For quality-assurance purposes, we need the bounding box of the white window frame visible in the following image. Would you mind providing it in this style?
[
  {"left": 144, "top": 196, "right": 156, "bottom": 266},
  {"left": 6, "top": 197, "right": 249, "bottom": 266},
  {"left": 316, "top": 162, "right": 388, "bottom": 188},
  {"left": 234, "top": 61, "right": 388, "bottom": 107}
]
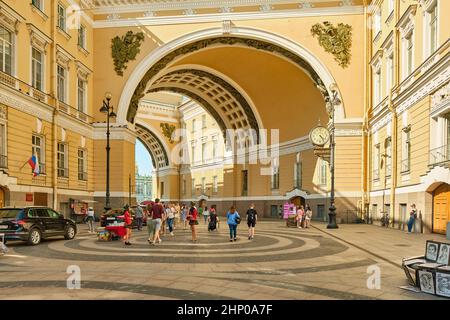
[
  {"left": 77, "top": 148, "right": 87, "bottom": 181},
  {"left": 32, "top": 0, "right": 44, "bottom": 11},
  {"left": 0, "top": 25, "right": 14, "bottom": 76},
  {"left": 0, "top": 119, "right": 7, "bottom": 168},
  {"left": 77, "top": 78, "right": 87, "bottom": 113},
  {"left": 213, "top": 175, "right": 218, "bottom": 193},
  {"left": 386, "top": 52, "right": 394, "bottom": 97},
  {"left": 57, "top": 142, "right": 68, "bottom": 178},
  {"left": 191, "top": 178, "right": 195, "bottom": 194},
  {"left": 57, "top": 3, "right": 66, "bottom": 32},
  {"left": 319, "top": 159, "right": 327, "bottom": 185},
  {"left": 78, "top": 24, "right": 86, "bottom": 49},
  {"left": 373, "top": 9, "right": 381, "bottom": 40},
  {"left": 32, "top": 134, "right": 45, "bottom": 174},
  {"left": 387, "top": 0, "right": 394, "bottom": 15},
  {"left": 423, "top": 1, "right": 439, "bottom": 58},
  {"left": 202, "top": 141, "right": 206, "bottom": 162},
  {"left": 31, "top": 47, "right": 44, "bottom": 91},
  {"left": 271, "top": 164, "right": 280, "bottom": 190},
  {"left": 373, "top": 144, "right": 380, "bottom": 180},
  {"left": 201, "top": 177, "right": 206, "bottom": 193},
  {"left": 57, "top": 64, "right": 67, "bottom": 103}
]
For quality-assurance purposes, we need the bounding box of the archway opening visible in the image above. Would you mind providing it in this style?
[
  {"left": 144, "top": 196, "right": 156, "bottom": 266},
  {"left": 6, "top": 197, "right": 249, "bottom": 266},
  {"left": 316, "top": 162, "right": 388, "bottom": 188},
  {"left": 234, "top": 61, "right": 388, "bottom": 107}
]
[{"left": 135, "top": 139, "right": 154, "bottom": 204}]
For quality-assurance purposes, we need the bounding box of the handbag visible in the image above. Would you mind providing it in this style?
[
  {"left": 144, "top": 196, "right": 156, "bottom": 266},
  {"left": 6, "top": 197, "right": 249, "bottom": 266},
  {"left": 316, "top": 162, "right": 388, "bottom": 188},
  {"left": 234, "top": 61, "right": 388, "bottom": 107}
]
[{"left": 235, "top": 215, "right": 241, "bottom": 225}]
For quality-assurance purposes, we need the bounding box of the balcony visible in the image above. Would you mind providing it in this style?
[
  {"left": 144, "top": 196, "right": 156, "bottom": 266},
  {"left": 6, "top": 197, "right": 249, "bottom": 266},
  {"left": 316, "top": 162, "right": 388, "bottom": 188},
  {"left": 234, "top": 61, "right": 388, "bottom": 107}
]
[
  {"left": 0, "top": 70, "right": 93, "bottom": 124},
  {"left": 430, "top": 145, "right": 450, "bottom": 167},
  {"left": 0, "top": 155, "right": 7, "bottom": 169}
]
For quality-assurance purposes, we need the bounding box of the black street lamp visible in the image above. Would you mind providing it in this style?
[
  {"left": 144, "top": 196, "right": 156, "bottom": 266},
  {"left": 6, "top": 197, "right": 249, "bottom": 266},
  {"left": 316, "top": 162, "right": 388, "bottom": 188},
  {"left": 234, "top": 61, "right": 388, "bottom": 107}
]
[
  {"left": 326, "top": 84, "right": 340, "bottom": 229},
  {"left": 100, "top": 92, "right": 117, "bottom": 211}
]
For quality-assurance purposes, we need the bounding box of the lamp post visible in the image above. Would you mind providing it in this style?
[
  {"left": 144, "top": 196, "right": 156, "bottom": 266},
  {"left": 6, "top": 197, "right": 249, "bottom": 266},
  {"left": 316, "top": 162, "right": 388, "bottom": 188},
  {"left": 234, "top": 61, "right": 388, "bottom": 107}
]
[
  {"left": 326, "top": 84, "right": 340, "bottom": 229},
  {"left": 100, "top": 92, "right": 117, "bottom": 211}
]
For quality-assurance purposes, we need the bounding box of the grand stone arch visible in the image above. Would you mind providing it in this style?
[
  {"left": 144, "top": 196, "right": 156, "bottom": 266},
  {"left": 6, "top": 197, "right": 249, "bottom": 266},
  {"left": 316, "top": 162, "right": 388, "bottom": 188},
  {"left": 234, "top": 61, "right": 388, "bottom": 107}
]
[
  {"left": 117, "top": 26, "right": 345, "bottom": 126},
  {"left": 134, "top": 122, "right": 170, "bottom": 170}
]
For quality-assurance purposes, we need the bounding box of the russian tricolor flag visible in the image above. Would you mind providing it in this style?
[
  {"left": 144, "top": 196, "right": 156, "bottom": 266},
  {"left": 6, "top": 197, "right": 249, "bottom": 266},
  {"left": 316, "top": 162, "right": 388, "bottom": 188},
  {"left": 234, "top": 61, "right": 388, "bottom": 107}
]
[{"left": 28, "top": 155, "right": 40, "bottom": 177}]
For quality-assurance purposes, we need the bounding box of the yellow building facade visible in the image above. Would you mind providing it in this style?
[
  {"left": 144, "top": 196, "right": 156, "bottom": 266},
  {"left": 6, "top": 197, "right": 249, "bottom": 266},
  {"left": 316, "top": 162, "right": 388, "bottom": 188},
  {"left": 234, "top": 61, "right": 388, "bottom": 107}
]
[{"left": 0, "top": 1, "right": 447, "bottom": 233}]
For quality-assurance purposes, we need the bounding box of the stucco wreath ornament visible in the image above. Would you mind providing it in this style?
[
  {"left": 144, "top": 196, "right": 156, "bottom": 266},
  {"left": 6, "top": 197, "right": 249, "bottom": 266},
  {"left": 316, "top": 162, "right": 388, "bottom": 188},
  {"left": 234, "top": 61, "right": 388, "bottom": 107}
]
[
  {"left": 111, "top": 31, "right": 145, "bottom": 76},
  {"left": 160, "top": 123, "right": 176, "bottom": 144},
  {"left": 311, "top": 21, "right": 352, "bottom": 68}
]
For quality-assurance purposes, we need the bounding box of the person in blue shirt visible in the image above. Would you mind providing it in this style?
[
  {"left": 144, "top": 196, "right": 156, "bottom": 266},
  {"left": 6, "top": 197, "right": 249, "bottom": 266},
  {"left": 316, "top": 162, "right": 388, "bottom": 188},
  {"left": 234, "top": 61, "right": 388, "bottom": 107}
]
[{"left": 226, "top": 206, "right": 240, "bottom": 242}]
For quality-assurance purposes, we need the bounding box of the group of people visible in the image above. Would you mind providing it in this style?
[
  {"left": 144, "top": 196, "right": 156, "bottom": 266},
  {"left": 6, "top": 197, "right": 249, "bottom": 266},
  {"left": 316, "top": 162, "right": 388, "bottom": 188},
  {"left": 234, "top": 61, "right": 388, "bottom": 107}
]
[
  {"left": 295, "top": 205, "right": 313, "bottom": 229},
  {"left": 119, "top": 200, "right": 259, "bottom": 245}
]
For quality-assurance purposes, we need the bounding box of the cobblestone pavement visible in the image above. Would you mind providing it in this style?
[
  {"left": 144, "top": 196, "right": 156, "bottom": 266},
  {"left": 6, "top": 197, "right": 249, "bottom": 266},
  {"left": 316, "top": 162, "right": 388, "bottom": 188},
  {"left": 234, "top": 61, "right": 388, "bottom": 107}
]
[{"left": 0, "top": 220, "right": 448, "bottom": 300}]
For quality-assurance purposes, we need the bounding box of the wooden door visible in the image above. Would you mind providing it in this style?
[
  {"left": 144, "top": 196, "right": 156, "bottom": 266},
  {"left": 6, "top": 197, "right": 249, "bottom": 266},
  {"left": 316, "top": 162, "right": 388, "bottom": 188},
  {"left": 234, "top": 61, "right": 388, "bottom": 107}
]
[
  {"left": 34, "top": 192, "right": 48, "bottom": 206},
  {"left": 433, "top": 184, "right": 450, "bottom": 234}
]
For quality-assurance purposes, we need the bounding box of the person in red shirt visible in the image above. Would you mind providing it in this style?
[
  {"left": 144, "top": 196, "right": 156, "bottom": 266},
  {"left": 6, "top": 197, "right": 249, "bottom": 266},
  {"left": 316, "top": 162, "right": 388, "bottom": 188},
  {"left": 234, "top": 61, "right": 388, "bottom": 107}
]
[
  {"left": 123, "top": 204, "right": 132, "bottom": 246},
  {"left": 187, "top": 201, "right": 199, "bottom": 242},
  {"left": 149, "top": 198, "right": 165, "bottom": 245}
]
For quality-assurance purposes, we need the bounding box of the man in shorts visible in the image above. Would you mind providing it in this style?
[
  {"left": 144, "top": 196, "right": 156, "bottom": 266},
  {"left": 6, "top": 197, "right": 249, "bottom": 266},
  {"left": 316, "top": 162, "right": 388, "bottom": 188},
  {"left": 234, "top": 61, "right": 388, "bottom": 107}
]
[
  {"left": 150, "top": 198, "right": 165, "bottom": 245},
  {"left": 246, "top": 204, "right": 258, "bottom": 240}
]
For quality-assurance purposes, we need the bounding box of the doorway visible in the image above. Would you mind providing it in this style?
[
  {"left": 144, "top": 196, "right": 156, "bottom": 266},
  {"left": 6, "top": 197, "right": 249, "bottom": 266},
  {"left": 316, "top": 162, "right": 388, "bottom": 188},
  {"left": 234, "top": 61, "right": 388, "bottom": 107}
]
[{"left": 433, "top": 183, "right": 450, "bottom": 234}]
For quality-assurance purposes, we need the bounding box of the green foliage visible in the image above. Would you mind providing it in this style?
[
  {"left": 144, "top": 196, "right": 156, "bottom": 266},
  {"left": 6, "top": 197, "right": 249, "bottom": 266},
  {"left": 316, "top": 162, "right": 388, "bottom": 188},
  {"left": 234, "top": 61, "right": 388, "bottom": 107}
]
[
  {"left": 311, "top": 21, "right": 353, "bottom": 68},
  {"left": 111, "top": 31, "right": 145, "bottom": 76}
]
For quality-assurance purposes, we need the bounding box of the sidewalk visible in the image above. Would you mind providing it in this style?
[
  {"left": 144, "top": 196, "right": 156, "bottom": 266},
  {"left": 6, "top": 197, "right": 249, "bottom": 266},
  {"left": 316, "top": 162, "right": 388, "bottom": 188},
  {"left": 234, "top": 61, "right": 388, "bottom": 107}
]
[{"left": 312, "top": 222, "right": 449, "bottom": 268}]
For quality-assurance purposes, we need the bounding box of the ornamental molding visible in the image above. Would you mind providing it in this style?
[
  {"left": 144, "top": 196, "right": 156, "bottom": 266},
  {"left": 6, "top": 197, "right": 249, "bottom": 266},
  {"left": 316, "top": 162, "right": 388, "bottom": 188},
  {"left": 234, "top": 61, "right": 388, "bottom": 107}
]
[
  {"left": 0, "top": 171, "right": 17, "bottom": 188},
  {"left": 381, "top": 31, "right": 394, "bottom": 56},
  {"left": 111, "top": 31, "right": 145, "bottom": 76},
  {"left": 92, "top": 124, "right": 136, "bottom": 144},
  {"left": 0, "top": 1, "right": 25, "bottom": 33},
  {"left": 26, "top": 23, "right": 52, "bottom": 52},
  {"left": 286, "top": 188, "right": 308, "bottom": 200},
  {"left": 0, "top": 89, "right": 53, "bottom": 122},
  {"left": 75, "top": 60, "right": 92, "bottom": 81},
  {"left": 370, "top": 49, "right": 383, "bottom": 69},
  {"left": 371, "top": 113, "right": 392, "bottom": 134},
  {"left": 0, "top": 104, "right": 7, "bottom": 120},
  {"left": 56, "top": 45, "right": 75, "bottom": 69},
  {"left": 430, "top": 81, "right": 450, "bottom": 118},
  {"left": 418, "top": 0, "right": 437, "bottom": 12},
  {"left": 395, "top": 5, "right": 417, "bottom": 38}
]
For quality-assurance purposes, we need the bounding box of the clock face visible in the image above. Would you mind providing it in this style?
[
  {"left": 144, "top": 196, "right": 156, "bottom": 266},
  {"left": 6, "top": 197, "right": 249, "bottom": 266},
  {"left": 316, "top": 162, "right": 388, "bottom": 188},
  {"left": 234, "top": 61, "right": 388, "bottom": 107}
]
[{"left": 309, "top": 126, "right": 330, "bottom": 146}]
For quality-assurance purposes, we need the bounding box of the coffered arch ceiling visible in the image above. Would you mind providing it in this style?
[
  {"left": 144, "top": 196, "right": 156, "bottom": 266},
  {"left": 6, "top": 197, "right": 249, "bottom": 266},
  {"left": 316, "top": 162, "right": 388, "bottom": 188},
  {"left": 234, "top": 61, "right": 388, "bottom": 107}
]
[
  {"left": 128, "top": 36, "right": 330, "bottom": 142},
  {"left": 135, "top": 123, "right": 170, "bottom": 170}
]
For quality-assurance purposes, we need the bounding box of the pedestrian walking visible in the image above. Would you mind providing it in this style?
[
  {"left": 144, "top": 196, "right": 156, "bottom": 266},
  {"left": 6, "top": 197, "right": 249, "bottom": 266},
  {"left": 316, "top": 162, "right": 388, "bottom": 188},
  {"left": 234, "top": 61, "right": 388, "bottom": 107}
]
[
  {"left": 208, "top": 208, "right": 219, "bottom": 232},
  {"left": 187, "top": 201, "right": 199, "bottom": 242},
  {"left": 202, "top": 205, "right": 210, "bottom": 224},
  {"left": 181, "top": 204, "right": 188, "bottom": 230},
  {"left": 296, "top": 205, "right": 304, "bottom": 229},
  {"left": 407, "top": 204, "right": 417, "bottom": 233},
  {"left": 174, "top": 203, "right": 181, "bottom": 228},
  {"left": 86, "top": 207, "right": 95, "bottom": 233},
  {"left": 246, "top": 204, "right": 258, "bottom": 240},
  {"left": 145, "top": 206, "right": 156, "bottom": 244},
  {"left": 149, "top": 199, "right": 164, "bottom": 245},
  {"left": 226, "top": 206, "right": 240, "bottom": 242},
  {"left": 135, "top": 204, "right": 144, "bottom": 231},
  {"left": 166, "top": 204, "right": 175, "bottom": 236},
  {"left": 305, "top": 205, "right": 312, "bottom": 228},
  {"left": 160, "top": 202, "right": 167, "bottom": 236},
  {"left": 123, "top": 205, "right": 132, "bottom": 246}
]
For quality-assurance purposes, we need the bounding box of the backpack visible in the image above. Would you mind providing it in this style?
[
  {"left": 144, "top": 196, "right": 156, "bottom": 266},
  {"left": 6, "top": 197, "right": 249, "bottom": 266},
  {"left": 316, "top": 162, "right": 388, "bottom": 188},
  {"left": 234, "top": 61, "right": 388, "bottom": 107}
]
[{"left": 247, "top": 209, "right": 256, "bottom": 221}]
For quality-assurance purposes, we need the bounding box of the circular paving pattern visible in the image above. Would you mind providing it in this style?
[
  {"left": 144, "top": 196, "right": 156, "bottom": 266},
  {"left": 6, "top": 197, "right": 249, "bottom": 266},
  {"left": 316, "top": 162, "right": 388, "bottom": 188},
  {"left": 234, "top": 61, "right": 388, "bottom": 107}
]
[{"left": 12, "top": 227, "right": 349, "bottom": 264}]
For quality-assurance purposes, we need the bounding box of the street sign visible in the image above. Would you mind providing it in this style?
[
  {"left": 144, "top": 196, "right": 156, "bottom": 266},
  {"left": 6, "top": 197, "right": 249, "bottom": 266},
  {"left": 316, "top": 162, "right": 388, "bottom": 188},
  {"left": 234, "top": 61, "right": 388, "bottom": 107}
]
[{"left": 314, "top": 147, "right": 331, "bottom": 162}]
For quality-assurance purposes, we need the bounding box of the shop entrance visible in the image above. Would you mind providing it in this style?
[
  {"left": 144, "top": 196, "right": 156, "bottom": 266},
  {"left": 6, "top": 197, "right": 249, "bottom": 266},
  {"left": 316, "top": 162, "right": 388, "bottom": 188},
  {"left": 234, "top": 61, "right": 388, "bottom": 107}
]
[
  {"left": 290, "top": 196, "right": 305, "bottom": 208},
  {"left": 433, "top": 183, "right": 450, "bottom": 234}
]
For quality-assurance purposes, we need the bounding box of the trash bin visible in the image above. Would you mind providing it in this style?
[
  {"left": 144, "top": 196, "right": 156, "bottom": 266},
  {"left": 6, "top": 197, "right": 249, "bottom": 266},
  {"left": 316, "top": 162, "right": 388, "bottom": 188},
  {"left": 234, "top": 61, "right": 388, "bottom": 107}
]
[{"left": 447, "top": 222, "right": 450, "bottom": 240}]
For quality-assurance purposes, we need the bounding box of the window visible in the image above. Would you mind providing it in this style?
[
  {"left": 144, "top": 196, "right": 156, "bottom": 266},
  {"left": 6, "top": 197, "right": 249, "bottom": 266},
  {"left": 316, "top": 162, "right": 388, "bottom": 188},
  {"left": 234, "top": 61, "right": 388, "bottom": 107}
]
[
  {"left": 386, "top": 54, "right": 394, "bottom": 96},
  {"left": 373, "top": 10, "right": 381, "bottom": 38},
  {"left": 57, "top": 4, "right": 66, "bottom": 31},
  {"left": 374, "top": 144, "right": 380, "bottom": 180},
  {"left": 31, "top": 48, "right": 43, "bottom": 91},
  {"left": 201, "top": 177, "right": 206, "bottom": 193},
  {"left": 191, "top": 143, "right": 195, "bottom": 163},
  {"left": 212, "top": 138, "right": 218, "bottom": 159},
  {"left": 271, "top": 165, "right": 279, "bottom": 190},
  {"left": 202, "top": 114, "right": 206, "bottom": 128},
  {"left": 319, "top": 159, "right": 327, "bottom": 185},
  {"left": 192, "top": 178, "right": 195, "bottom": 194},
  {"left": 294, "top": 159, "right": 302, "bottom": 189},
  {"left": 388, "top": 0, "right": 394, "bottom": 14},
  {"left": 0, "top": 123, "right": 6, "bottom": 168},
  {"left": 0, "top": 26, "right": 13, "bottom": 75},
  {"left": 405, "top": 34, "right": 414, "bottom": 78},
  {"left": 213, "top": 176, "right": 218, "bottom": 193},
  {"left": 385, "top": 138, "right": 392, "bottom": 177},
  {"left": 202, "top": 142, "right": 206, "bottom": 162},
  {"left": 32, "top": 135, "right": 45, "bottom": 174},
  {"left": 77, "top": 78, "right": 86, "bottom": 113},
  {"left": 57, "top": 65, "right": 66, "bottom": 102},
  {"left": 78, "top": 149, "right": 87, "bottom": 181},
  {"left": 401, "top": 127, "right": 411, "bottom": 172},
  {"left": 182, "top": 178, "right": 186, "bottom": 195},
  {"left": 428, "top": 3, "right": 438, "bottom": 55},
  {"left": 160, "top": 182, "right": 164, "bottom": 197},
  {"left": 32, "top": 0, "right": 43, "bottom": 11},
  {"left": 242, "top": 170, "right": 248, "bottom": 196},
  {"left": 373, "top": 67, "right": 382, "bottom": 106},
  {"left": 57, "top": 143, "right": 68, "bottom": 177},
  {"left": 191, "top": 119, "right": 196, "bottom": 133},
  {"left": 78, "top": 25, "right": 86, "bottom": 49}
]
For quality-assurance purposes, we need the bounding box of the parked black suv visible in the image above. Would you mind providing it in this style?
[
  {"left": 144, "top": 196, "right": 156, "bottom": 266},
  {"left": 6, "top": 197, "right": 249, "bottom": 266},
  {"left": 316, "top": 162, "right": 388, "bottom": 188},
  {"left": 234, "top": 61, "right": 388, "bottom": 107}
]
[{"left": 0, "top": 207, "right": 77, "bottom": 245}]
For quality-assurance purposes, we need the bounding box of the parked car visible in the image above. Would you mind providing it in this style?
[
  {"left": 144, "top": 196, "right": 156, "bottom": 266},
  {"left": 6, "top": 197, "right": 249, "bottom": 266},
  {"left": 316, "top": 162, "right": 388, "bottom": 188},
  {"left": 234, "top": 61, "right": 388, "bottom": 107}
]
[
  {"left": 100, "top": 207, "right": 147, "bottom": 228},
  {"left": 0, "top": 207, "right": 77, "bottom": 245}
]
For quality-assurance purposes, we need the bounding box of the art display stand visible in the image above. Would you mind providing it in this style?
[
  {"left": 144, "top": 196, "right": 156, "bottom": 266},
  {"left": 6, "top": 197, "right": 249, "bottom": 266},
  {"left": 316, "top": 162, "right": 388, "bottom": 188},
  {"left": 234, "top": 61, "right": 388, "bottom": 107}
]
[{"left": 402, "top": 240, "right": 450, "bottom": 299}]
